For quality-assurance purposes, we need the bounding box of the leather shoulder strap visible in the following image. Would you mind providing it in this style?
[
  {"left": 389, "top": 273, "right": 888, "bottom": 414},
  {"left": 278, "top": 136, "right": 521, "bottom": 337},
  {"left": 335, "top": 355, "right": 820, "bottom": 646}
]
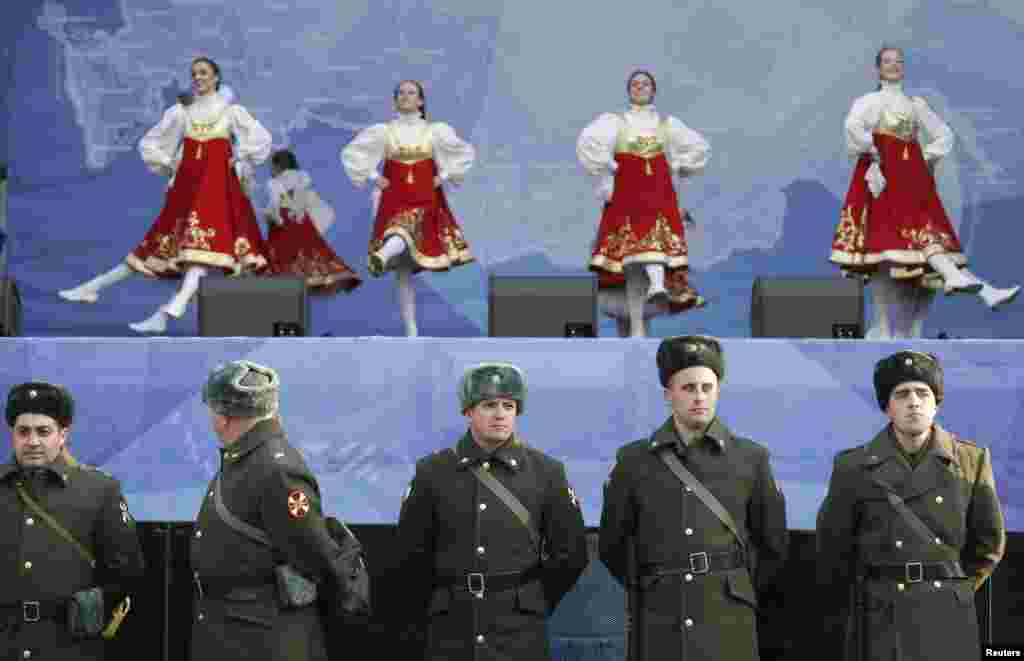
[
  {"left": 16, "top": 482, "right": 96, "bottom": 567},
  {"left": 467, "top": 465, "right": 542, "bottom": 555},
  {"left": 657, "top": 447, "right": 746, "bottom": 552},
  {"left": 870, "top": 476, "right": 943, "bottom": 545},
  {"left": 214, "top": 473, "right": 271, "bottom": 547}
]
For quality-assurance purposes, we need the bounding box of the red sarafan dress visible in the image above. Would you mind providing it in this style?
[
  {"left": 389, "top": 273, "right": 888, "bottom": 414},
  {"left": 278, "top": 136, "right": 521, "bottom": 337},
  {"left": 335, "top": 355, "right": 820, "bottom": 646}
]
[
  {"left": 128, "top": 92, "right": 270, "bottom": 277},
  {"left": 341, "top": 113, "right": 474, "bottom": 272},
  {"left": 577, "top": 106, "right": 710, "bottom": 312},
  {"left": 831, "top": 81, "right": 962, "bottom": 289},
  {"left": 264, "top": 169, "right": 362, "bottom": 293}
]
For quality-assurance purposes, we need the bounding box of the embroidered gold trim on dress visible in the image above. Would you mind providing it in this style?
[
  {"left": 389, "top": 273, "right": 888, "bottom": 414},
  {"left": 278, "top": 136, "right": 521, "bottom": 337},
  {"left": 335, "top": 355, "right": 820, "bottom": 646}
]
[{"left": 368, "top": 207, "right": 474, "bottom": 271}]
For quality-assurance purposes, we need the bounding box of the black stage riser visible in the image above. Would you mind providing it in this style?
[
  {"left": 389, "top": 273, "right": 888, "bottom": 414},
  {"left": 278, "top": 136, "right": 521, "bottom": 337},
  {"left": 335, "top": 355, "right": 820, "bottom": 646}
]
[{"left": 109, "top": 525, "right": 1014, "bottom": 661}]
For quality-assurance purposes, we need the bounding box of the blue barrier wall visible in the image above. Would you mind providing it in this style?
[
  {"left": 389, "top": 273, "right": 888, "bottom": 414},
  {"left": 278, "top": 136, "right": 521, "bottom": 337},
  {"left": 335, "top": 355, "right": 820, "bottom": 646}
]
[{"left": 1, "top": 337, "right": 1020, "bottom": 532}]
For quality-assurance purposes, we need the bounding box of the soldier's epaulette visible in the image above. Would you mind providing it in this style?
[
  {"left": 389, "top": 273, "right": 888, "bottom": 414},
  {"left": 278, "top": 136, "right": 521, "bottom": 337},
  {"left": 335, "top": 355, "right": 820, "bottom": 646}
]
[
  {"left": 417, "top": 449, "right": 452, "bottom": 469},
  {"left": 77, "top": 464, "right": 114, "bottom": 479},
  {"left": 952, "top": 435, "right": 978, "bottom": 448},
  {"left": 832, "top": 446, "right": 864, "bottom": 465}
]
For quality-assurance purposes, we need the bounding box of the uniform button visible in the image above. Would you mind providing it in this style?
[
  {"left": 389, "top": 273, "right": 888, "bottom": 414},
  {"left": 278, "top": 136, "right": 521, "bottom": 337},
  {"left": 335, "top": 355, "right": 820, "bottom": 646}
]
[
  {"left": 934, "top": 537, "right": 942, "bottom": 545},
  {"left": 23, "top": 651, "right": 31, "bottom": 659},
  {"left": 684, "top": 528, "right": 693, "bottom": 536},
  {"left": 476, "top": 634, "right": 485, "bottom": 644},
  {"left": 684, "top": 573, "right": 693, "bottom": 582},
  {"left": 198, "top": 613, "right": 205, "bottom": 621},
  {"left": 684, "top": 618, "right": 694, "bottom": 628},
  {"left": 895, "top": 540, "right": 903, "bottom": 549},
  {"left": 208, "top": 491, "right": 214, "bottom": 498},
  {"left": 935, "top": 496, "right": 943, "bottom": 504},
  {"left": 509, "top": 459, "right": 518, "bottom": 467},
  {"left": 933, "top": 581, "right": 942, "bottom": 588},
  {"left": 195, "top": 530, "right": 203, "bottom": 538},
  {"left": 478, "top": 503, "right": 487, "bottom": 511},
  {"left": 194, "top": 571, "right": 200, "bottom": 578},
  {"left": 24, "top": 561, "right": 32, "bottom": 570},
  {"left": 482, "top": 462, "right": 490, "bottom": 470},
  {"left": 25, "top": 517, "right": 34, "bottom": 526},
  {"left": 684, "top": 486, "right": 693, "bottom": 493},
  {"left": 476, "top": 546, "right": 485, "bottom": 556},
  {"left": 896, "top": 583, "right": 905, "bottom": 592}
]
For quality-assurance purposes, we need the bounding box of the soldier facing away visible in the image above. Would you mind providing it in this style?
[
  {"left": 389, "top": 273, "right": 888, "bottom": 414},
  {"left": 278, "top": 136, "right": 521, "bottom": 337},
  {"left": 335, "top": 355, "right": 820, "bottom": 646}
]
[
  {"left": 599, "top": 335, "right": 788, "bottom": 661},
  {"left": 190, "top": 360, "right": 369, "bottom": 661},
  {"left": 816, "top": 350, "right": 1006, "bottom": 660},
  {"left": 1, "top": 381, "right": 145, "bottom": 661},
  {"left": 395, "top": 362, "right": 589, "bottom": 661}
]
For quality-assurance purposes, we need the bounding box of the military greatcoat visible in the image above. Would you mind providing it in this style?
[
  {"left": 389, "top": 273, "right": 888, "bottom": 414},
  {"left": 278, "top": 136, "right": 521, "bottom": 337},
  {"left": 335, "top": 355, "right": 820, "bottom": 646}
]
[
  {"left": 599, "top": 417, "right": 788, "bottom": 661},
  {"left": 190, "top": 418, "right": 360, "bottom": 661},
  {"left": 816, "top": 424, "right": 1006, "bottom": 660},
  {"left": 0, "top": 455, "right": 145, "bottom": 661},
  {"left": 395, "top": 431, "right": 588, "bottom": 661}
]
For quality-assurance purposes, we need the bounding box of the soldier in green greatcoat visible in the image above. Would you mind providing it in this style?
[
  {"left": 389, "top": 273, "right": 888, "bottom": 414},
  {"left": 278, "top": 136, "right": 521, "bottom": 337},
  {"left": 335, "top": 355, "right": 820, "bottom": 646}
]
[
  {"left": 600, "top": 336, "right": 789, "bottom": 661},
  {"left": 816, "top": 350, "right": 1006, "bottom": 660},
  {"left": 1, "top": 382, "right": 145, "bottom": 661}
]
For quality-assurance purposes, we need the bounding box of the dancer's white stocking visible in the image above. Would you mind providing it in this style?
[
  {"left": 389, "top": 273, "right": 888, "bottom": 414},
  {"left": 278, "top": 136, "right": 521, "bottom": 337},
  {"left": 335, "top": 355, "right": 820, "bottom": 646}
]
[
  {"left": 397, "top": 266, "right": 418, "bottom": 337},
  {"left": 908, "top": 286, "right": 936, "bottom": 339},
  {"left": 644, "top": 263, "right": 667, "bottom": 300},
  {"left": 59, "top": 264, "right": 133, "bottom": 303},
  {"left": 927, "top": 254, "right": 980, "bottom": 294},
  {"left": 164, "top": 266, "right": 207, "bottom": 318},
  {"left": 625, "top": 267, "right": 648, "bottom": 337},
  {"left": 379, "top": 235, "right": 408, "bottom": 264}
]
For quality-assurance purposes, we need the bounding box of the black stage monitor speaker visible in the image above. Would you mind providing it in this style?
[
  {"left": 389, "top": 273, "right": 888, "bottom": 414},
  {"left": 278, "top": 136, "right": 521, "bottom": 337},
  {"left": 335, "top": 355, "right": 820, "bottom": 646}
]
[
  {"left": 489, "top": 273, "right": 597, "bottom": 337},
  {"left": 751, "top": 276, "right": 864, "bottom": 338},
  {"left": 198, "top": 276, "right": 308, "bottom": 337},
  {"left": 0, "top": 277, "right": 21, "bottom": 337}
]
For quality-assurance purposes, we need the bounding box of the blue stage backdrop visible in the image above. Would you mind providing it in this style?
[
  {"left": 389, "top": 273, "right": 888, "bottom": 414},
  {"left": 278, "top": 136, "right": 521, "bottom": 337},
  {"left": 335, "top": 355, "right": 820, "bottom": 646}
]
[
  {"left": 1, "top": 337, "right": 1020, "bottom": 533},
  {"left": 3, "top": 0, "right": 1024, "bottom": 338}
]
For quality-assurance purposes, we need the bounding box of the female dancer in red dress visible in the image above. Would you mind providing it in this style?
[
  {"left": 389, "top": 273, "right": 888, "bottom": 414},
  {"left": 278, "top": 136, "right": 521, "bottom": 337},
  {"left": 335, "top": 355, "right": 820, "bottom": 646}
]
[
  {"left": 58, "top": 57, "right": 271, "bottom": 334},
  {"left": 830, "top": 47, "right": 1018, "bottom": 338},
  {"left": 341, "top": 80, "right": 474, "bottom": 337},
  {"left": 264, "top": 149, "right": 361, "bottom": 293},
  {"left": 577, "top": 70, "right": 710, "bottom": 337}
]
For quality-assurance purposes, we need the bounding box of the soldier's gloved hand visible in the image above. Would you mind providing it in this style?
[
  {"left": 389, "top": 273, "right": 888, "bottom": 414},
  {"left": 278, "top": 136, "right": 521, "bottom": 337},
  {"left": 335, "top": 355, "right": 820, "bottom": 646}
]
[{"left": 67, "top": 587, "right": 105, "bottom": 638}]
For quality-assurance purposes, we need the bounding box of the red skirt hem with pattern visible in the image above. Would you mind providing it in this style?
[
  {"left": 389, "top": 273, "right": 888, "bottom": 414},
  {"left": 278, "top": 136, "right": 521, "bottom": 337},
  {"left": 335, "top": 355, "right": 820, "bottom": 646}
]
[
  {"left": 830, "top": 132, "right": 965, "bottom": 289},
  {"left": 267, "top": 210, "right": 362, "bottom": 294},
  {"left": 370, "top": 158, "right": 473, "bottom": 273},
  {"left": 126, "top": 137, "right": 269, "bottom": 278},
  {"left": 591, "top": 152, "right": 703, "bottom": 312}
]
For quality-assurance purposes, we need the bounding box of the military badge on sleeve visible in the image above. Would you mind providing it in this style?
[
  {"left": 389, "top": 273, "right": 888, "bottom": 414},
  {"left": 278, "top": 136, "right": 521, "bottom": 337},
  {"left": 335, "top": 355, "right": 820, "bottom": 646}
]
[{"left": 287, "top": 490, "right": 311, "bottom": 519}]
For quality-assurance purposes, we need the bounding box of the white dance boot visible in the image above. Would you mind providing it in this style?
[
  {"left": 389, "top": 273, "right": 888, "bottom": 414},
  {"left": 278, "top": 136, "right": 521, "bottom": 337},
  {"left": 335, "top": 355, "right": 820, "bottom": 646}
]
[
  {"left": 958, "top": 269, "right": 1021, "bottom": 310},
  {"left": 927, "top": 254, "right": 983, "bottom": 295},
  {"left": 59, "top": 264, "right": 133, "bottom": 303},
  {"left": 128, "top": 310, "right": 168, "bottom": 335}
]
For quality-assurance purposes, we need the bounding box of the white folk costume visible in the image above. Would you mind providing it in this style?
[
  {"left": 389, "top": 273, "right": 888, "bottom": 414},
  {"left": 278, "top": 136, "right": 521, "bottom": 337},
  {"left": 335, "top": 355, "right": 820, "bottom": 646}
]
[
  {"left": 341, "top": 110, "right": 475, "bottom": 336},
  {"left": 58, "top": 86, "right": 274, "bottom": 334},
  {"left": 831, "top": 80, "right": 1018, "bottom": 338},
  {"left": 264, "top": 169, "right": 361, "bottom": 293},
  {"left": 578, "top": 104, "right": 709, "bottom": 336}
]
